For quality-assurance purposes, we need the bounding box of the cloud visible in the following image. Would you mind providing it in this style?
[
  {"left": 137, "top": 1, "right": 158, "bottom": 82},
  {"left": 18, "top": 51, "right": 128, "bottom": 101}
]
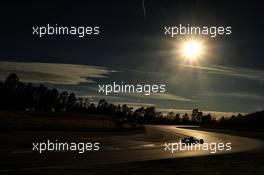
[
  {"left": 117, "top": 63, "right": 264, "bottom": 81},
  {"left": 112, "top": 102, "right": 155, "bottom": 108},
  {"left": 148, "top": 92, "right": 193, "bottom": 102},
  {"left": 79, "top": 94, "right": 126, "bottom": 101},
  {"left": 0, "top": 61, "right": 116, "bottom": 85},
  {"left": 122, "top": 92, "right": 193, "bottom": 102},
  {"left": 157, "top": 107, "right": 246, "bottom": 119},
  {"left": 80, "top": 92, "right": 193, "bottom": 104},
  {"left": 177, "top": 64, "right": 264, "bottom": 81},
  {"left": 202, "top": 91, "right": 263, "bottom": 100}
]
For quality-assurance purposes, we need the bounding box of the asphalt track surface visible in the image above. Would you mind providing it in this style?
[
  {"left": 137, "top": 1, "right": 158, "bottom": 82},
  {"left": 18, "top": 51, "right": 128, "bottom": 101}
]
[{"left": 0, "top": 125, "right": 263, "bottom": 171}]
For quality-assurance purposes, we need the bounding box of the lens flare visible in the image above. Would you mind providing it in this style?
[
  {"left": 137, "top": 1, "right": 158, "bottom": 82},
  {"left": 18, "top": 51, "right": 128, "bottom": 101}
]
[
  {"left": 176, "top": 38, "right": 207, "bottom": 64},
  {"left": 182, "top": 41, "right": 202, "bottom": 59}
]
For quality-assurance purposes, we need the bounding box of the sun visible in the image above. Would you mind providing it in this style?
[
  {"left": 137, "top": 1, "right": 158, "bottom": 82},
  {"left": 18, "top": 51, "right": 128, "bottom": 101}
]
[
  {"left": 178, "top": 39, "right": 206, "bottom": 63},
  {"left": 183, "top": 41, "right": 202, "bottom": 58}
]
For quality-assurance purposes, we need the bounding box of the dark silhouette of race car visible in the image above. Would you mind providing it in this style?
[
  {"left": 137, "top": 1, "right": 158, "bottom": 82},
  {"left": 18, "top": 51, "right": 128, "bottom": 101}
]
[{"left": 181, "top": 137, "right": 204, "bottom": 145}]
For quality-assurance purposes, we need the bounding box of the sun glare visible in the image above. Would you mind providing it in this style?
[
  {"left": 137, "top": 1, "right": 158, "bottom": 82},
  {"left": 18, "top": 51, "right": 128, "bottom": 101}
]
[
  {"left": 178, "top": 39, "right": 206, "bottom": 63},
  {"left": 183, "top": 41, "right": 202, "bottom": 58}
]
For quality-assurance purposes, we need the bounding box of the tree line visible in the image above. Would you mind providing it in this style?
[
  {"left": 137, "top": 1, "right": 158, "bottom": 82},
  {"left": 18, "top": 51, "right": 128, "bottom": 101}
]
[{"left": 1, "top": 73, "right": 260, "bottom": 127}]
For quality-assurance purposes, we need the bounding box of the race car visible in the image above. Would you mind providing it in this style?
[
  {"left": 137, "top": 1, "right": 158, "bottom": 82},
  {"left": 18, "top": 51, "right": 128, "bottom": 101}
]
[{"left": 181, "top": 137, "right": 204, "bottom": 145}]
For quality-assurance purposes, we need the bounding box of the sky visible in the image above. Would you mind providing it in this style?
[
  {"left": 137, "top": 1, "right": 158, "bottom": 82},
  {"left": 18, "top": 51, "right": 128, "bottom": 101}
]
[{"left": 0, "top": 0, "right": 264, "bottom": 116}]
